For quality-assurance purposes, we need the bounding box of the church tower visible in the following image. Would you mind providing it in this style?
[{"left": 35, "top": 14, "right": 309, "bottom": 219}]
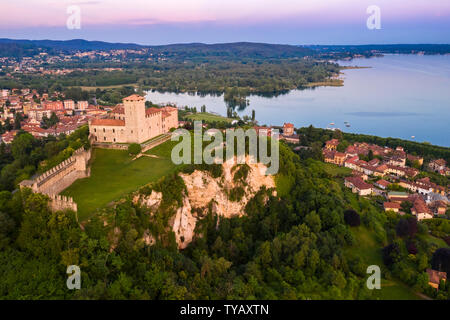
[{"left": 123, "top": 94, "right": 146, "bottom": 143}]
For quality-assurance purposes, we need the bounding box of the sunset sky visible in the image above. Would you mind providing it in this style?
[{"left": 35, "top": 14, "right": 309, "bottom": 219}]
[{"left": 1, "top": 0, "right": 449, "bottom": 44}]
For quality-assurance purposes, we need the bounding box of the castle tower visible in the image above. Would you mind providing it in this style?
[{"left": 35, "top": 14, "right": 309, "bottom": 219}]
[{"left": 123, "top": 94, "right": 146, "bottom": 143}]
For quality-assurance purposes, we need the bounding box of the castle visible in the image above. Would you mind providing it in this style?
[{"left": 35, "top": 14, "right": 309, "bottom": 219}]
[{"left": 89, "top": 94, "right": 178, "bottom": 144}]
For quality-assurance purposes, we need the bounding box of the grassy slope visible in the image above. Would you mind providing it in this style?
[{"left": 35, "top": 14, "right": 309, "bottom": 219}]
[
  {"left": 62, "top": 146, "right": 177, "bottom": 221},
  {"left": 185, "top": 112, "right": 232, "bottom": 123},
  {"left": 345, "top": 226, "right": 421, "bottom": 300}
]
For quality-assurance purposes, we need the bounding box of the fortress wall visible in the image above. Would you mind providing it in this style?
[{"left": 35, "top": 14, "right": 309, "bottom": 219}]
[
  {"left": 48, "top": 194, "right": 77, "bottom": 213},
  {"left": 27, "top": 147, "right": 92, "bottom": 212}
]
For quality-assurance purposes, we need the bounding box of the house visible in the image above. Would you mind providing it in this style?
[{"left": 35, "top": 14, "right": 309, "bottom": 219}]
[
  {"left": 428, "top": 159, "right": 446, "bottom": 173},
  {"left": 383, "top": 202, "right": 401, "bottom": 213},
  {"left": 63, "top": 100, "right": 75, "bottom": 110},
  {"left": 344, "top": 176, "right": 373, "bottom": 196},
  {"left": 410, "top": 195, "right": 433, "bottom": 220},
  {"left": 325, "top": 139, "right": 339, "bottom": 151},
  {"left": 426, "top": 269, "right": 447, "bottom": 290},
  {"left": 253, "top": 126, "right": 272, "bottom": 136},
  {"left": 282, "top": 123, "right": 294, "bottom": 136},
  {"left": 77, "top": 101, "right": 88, "bottom": 111},
  {"left": 323, "top": 149, "right": 346, "bottom": 166},
  {"left": 1, "top": 130, "right": 18, "bottom": 144},
  {"left": 352, "top": 170, "right": 368, "bottom": 181},
  {"left": 375, "top": 179, "right": 390, "bottom": 190},
  {"left": 407, "top": 154, "right": 424, "bottom": 166},
  {"left": 429, "top": 201, "right": 447, "bottom": 216}
]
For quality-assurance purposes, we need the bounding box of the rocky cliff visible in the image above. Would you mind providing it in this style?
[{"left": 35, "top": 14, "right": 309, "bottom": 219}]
[{"left": 134, "top": 158, "right": 276, "bottom": 249}]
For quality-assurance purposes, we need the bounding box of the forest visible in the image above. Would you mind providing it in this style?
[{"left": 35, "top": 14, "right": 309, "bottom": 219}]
[{"left": 0, "top": 129, "right": 448, "bottom": 300}]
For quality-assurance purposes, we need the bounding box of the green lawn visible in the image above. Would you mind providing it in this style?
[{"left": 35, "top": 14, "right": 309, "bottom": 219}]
[
  {"left": 321, "top": 163, "right": 352, "bottom": 177},
  {"left": 417, "top": 234, "right": 449, "bottom": 248},
  {"left": 346, "top": 226, "right": 423, "bottom": 300},
  {"left": 185, "top": 112, "right": 233, "bottom": 123},
  {"left": 62, "top": 146, "right": 178, "bottom": 221}
]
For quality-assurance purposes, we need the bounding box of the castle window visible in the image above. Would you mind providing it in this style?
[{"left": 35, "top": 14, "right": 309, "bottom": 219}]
[
  {"left": 103, "top": 128, "right": 105, "bottom": 133},
  {"left": 94, "top": 128, "right": 96, "bottom": 132},
  {"left": 104, "top": 137, "right": 106, "bottom": 141},
  {"left": 113, "top": 138, "right": 116, "bottom": 142},
  {"left": 113, "top": 129, "right": 115, "bottom": 133}
]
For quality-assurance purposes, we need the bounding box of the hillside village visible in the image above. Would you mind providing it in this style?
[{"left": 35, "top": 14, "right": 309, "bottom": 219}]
[{"left": 322, "top": 139, "right": 449, "bottom": 220}]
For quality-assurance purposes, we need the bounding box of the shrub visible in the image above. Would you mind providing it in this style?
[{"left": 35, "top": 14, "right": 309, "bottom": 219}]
[{"left": 128, "top": 143, "right": 142, "bottom": 155}]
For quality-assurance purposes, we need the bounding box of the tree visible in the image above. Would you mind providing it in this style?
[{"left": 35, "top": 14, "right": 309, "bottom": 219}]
[
  {"left": 368, "top": 150, "right": 374, "bottom": 161},
  {"left": 400, "top": 201, "right": 413, "bottom": 214},
  {"left": 128, "top": 143, "right": 141, "bottom": 156},
  {"left": 431, "top": 248, "right": 450, "bottom": 276},
  {"left": 396, "top": 217, "right": 417, "bottom": 238},
  {"left": 251, "top": 109, "right": 255, "bottom": 121},
  {"left": 344, "top": 209, "right": 361, "bottom": 227}
]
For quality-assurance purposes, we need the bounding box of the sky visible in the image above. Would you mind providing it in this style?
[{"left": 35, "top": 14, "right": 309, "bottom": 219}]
[{"left": 1, "top": 0, "right": 449, "bottom": 45}]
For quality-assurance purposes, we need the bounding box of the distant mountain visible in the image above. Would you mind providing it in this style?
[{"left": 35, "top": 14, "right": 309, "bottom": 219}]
[
  {"left": 149, "top": 42, "right": 313, "bottom": 59},
  {"left": 0, "top": 38, "right": 144, "bottom": 51},
  {"left": 0, "top": 38, "right": 313, "bottom": 59}
]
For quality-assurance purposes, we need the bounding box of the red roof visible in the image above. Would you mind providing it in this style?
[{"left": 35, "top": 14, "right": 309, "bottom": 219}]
[
  {"left": 90, "top": 119, "right": 125, "bottom": 126},
  {"left": 284, "top": 123, "right": 294, "bottom": 128},
  {"left": 146, "top": 107, "right": 162, "bottom": 116},
  {"left": 426, "top": 269, "right": 447, "bottom": 285},
  {"left": 376, "top": 179, "right": 390, "bottom": 188},
  {"left": 326, "top": 139, "right": 339, "bottom": 146},
  {"left": 123, "top": 94, "right": 145, "bottom": 102},
  {"left": 345, "top": 176, "right": 372, "bottom": 190},
  {"left": 384, "top": 202, "right": 401, "bottom": 210}
]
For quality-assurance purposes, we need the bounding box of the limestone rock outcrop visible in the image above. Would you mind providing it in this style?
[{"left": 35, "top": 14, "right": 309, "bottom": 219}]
[{"left": 136, "top": 158, "right": 276, "bottom": 249}]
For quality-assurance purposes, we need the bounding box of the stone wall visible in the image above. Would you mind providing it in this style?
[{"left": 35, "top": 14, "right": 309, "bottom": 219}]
[
  {"left": 33, "top": 147, "right": 91, "bottom": 195},
  {"left": 48, "top": 194, "right": 78, "bottom": 212},
  {"left": 20, "top": 147, "right": 91, "bottom": 213}
]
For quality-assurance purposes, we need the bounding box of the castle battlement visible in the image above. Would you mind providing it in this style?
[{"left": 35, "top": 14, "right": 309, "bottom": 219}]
[{"left": 19, "top": 146, "right": 91, "bottom": 213}]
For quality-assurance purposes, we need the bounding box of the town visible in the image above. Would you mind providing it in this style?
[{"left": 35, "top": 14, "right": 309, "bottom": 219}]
[{"left": 322, "top": 138, "right": 449, "bottom": 220}]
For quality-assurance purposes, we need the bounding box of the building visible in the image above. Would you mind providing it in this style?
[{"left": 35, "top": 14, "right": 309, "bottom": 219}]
[
  {"left": 325, "top": 139, "right": 339, "bottom": 151},
  {"left": 282, "top": 123, "right": 294, "bottom": 136},
  {"left": 428, "top": 159, "right": 446, "bottom": 173},
  {"left": 375, "top": 179, "right": 390, "bottom": 190},
  {"left": 407, "top": 154, "right": 423, "bottom": 166},
  {"left": 89, "top": 94, "right": 178, "bottom": 144},
  {"left": 426, "top": 269, "right": 447, "bottom": 290},
  {"left": 429, "top": 201, "right": 447, "bottom": 216},
  {"left": 383, "top": 202, "right": 401, "bottom": 213},
  {"left": 344, "top": 176, "right": 373, "bottom": 196},
  {"left": 323, "top": 149, "right": 346, "bottom": 166},
  {"left": 410, "top": 195, "right": 433, "bottom": 220},
  {"left": 77, "top": 101, "right": 88, "bottom": 110},
  {"left": 64, "top": 100, "right": 75, "bottom": 110},
  {"left": 42, "top": 100, "right": 64, "bottom": 111}
]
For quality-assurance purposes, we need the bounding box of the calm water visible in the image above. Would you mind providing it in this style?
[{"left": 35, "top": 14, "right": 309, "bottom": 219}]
[{"left": 145, "top": 54, "right": 450, "bottom": 147}]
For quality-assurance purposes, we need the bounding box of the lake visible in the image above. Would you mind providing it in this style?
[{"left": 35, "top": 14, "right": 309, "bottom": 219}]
[{"left": 145, "top": 54, "right": 450, "bottom": 147}]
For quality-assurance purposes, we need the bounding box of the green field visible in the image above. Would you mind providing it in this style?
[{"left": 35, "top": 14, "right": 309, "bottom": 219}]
[
  {"left": 185, "top": 112, "right": 233, "bottom": 123},
  {"left": 346, "top": 226, "right": 422, "bottom": 300},
  {"left": 62, "top": 146, "right": 178, "bottom": 221}
]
